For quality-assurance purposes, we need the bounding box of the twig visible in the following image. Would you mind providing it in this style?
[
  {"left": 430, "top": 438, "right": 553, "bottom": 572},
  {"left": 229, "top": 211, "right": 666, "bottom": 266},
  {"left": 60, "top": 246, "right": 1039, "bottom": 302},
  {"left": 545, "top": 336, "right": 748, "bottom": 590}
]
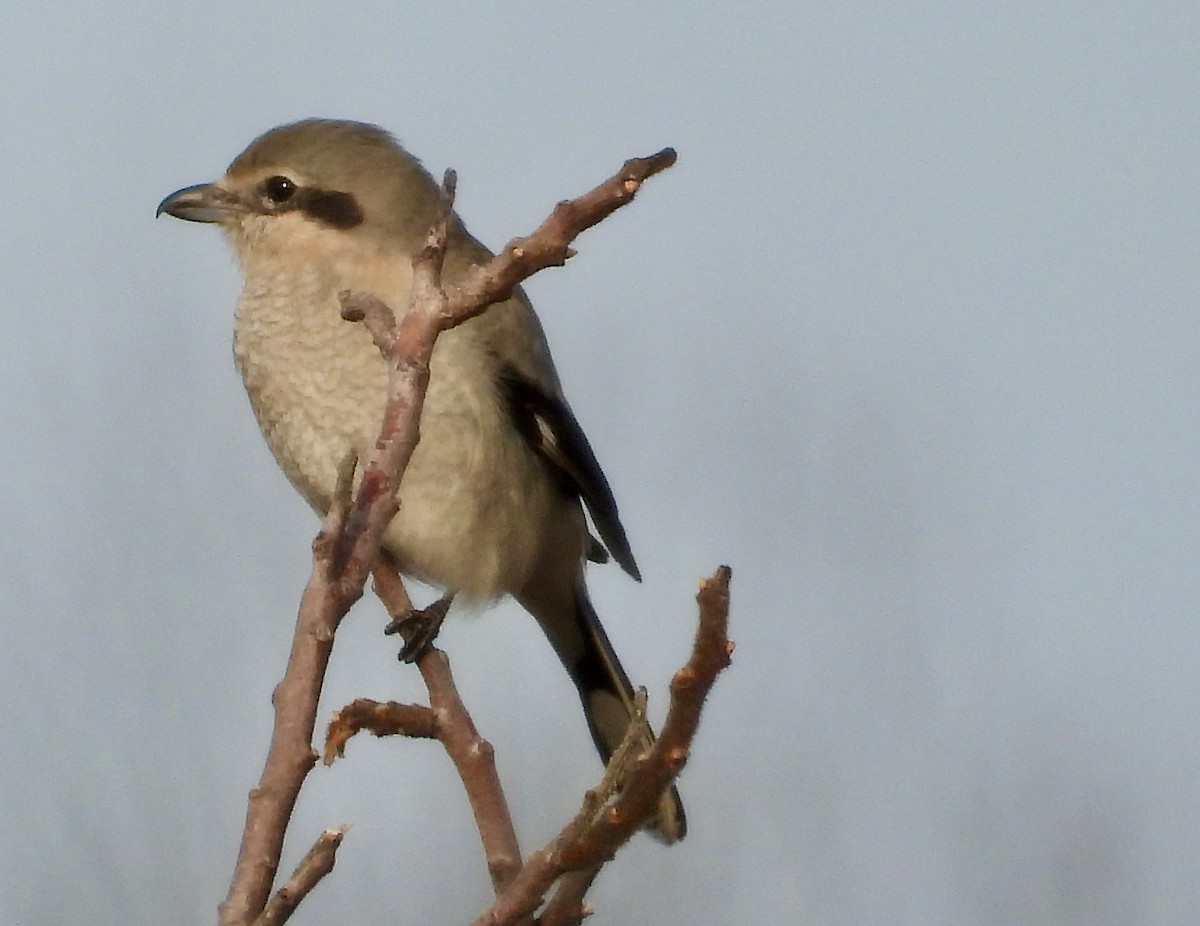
[
  {"left": 218, "top": 462, "right": 364, "bottom": 926},
  {"left": 556, "top": 566, "right": 733, "bottom": 868},
  {"left": 371, "top": 561, "right": 525, "bottom": 897},
  {"left": 536, "top": 866, "right": 602, "bottom": 926},
  {"left": 324, "top": 698, "right": 439, "bottom": 763},
  {"left": 445, "top": 150, "right": 677, "bottom": 321},
  {"left": 252, "top": 828, "right": 349, "bottom": 926},
  {"left": 470, "top": 566, "right": 733, "bottom": 926}
]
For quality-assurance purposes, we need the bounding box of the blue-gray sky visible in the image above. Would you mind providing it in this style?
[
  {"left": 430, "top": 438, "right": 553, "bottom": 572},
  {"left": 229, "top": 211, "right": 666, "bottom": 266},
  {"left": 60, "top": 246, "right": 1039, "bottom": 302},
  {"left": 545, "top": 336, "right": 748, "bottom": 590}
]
[{"left": 3, "top": 3, "right": 1198, "bottom": 924}]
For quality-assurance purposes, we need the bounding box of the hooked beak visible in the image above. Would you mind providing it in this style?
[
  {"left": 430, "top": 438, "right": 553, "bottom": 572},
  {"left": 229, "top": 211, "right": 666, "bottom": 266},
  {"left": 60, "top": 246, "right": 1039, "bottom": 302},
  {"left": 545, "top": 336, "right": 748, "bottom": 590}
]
[{"left": 156, "top": 183, "right": 242, "bottom": 224}]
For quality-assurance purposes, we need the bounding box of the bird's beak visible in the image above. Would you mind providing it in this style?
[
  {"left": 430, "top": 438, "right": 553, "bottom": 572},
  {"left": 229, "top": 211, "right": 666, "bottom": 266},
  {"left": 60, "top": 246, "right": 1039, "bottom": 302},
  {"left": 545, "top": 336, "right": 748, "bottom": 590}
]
[{"left": 156, "top": 183, "right": 241, "bottom": 224}]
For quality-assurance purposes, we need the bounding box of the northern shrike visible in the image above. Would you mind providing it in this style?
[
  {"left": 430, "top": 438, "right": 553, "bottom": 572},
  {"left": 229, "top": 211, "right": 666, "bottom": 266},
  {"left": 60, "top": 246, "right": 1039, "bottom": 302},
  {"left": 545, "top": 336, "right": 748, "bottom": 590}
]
[{"left": 157, "top": 119, "right": 684, "bottom": 842}]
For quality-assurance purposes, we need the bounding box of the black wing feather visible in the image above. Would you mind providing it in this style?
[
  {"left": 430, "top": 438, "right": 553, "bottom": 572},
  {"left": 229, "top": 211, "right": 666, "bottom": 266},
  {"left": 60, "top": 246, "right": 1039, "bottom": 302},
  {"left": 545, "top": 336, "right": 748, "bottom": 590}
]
[{"left": 499, "top": 365, "right": 640, "bottom": 581}]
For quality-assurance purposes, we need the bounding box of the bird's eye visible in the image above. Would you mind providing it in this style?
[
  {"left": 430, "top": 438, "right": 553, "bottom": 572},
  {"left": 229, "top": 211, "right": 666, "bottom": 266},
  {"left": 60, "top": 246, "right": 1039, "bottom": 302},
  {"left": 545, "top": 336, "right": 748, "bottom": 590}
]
[{"left": 263, "top": 175, "right": 296, "bottom": 204}]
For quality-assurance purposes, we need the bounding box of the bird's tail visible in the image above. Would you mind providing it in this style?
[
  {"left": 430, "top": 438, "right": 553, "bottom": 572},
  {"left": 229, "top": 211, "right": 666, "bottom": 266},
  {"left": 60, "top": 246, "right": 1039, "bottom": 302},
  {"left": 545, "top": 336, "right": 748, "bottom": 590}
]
[{"left": 520, "top": 579, "right": 687, "bottom": 843}]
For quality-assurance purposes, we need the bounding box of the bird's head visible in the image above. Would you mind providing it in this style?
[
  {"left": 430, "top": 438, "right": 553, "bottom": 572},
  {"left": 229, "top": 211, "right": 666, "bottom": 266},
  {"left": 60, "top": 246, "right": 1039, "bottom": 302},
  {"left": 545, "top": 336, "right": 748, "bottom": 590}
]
[{"left": 157, "top": 119, "right": 443, "bottom": 266}]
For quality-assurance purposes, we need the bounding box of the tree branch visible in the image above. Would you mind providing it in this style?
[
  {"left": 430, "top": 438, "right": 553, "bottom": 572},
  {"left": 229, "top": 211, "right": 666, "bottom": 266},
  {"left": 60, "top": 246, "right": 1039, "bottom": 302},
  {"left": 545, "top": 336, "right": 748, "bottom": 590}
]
[
  {"left": 441, "top": 150, "right": 676, "bottom": 324},
  {"left": 251, "top": 827, "right": 349, "bottom": 926},
  {"left": 324, "top": 698, "right": 439, "bottom": 762},
  {"left": 218, "top": 460, "right": 364, "bottom": 926},
  {"left": 470, "top": 566, "right": 733, "bottom": 926},
  {"left": 370, "top": 561, "right": 525, "bottom": 898},
  {"left": 536, "top": 866, "right": 602, "bottom": 926}
]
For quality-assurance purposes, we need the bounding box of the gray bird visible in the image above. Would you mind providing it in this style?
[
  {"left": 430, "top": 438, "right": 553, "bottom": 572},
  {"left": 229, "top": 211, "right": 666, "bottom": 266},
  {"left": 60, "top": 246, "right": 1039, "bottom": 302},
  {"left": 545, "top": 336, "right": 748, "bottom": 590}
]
[{"left": 157, "top": 119, "right": 684, "bottom": 842}]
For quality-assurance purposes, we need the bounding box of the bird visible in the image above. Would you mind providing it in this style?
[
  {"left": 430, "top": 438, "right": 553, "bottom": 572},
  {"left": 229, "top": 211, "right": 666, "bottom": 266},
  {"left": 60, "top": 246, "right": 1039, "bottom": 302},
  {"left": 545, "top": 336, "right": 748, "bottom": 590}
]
[{"left": 157, "top": 118, "right": 685, "bottom": 842}]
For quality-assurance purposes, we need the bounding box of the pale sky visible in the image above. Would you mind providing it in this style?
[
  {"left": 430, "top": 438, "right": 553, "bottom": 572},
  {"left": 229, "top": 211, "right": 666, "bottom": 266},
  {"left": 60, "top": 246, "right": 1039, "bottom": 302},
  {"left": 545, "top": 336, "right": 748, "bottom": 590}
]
[{"left": 3, "top": 3, "right": 1199, "bottom": 924}]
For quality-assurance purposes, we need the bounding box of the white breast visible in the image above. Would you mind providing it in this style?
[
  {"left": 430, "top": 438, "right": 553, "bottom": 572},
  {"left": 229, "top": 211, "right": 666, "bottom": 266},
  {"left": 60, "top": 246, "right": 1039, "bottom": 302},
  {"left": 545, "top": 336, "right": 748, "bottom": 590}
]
[{"left": 230, "top": 230, "right": 573, "bottom": 600}]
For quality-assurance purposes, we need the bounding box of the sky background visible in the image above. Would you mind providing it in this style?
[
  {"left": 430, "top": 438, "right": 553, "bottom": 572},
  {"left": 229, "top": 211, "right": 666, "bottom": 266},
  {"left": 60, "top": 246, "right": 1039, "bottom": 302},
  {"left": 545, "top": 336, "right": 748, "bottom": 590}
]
[{"left": 2, "top": 3, "right": 1198, "bottom": 924}]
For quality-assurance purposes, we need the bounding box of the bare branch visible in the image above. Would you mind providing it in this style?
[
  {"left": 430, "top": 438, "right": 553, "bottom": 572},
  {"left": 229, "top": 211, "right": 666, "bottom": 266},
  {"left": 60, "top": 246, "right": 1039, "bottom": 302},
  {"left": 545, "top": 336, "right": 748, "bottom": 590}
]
[
  {"left": 372, "top": 561, "right": 525, "bottom": 898},
  {"left": 252, "top": 827, "right": 348, "bottom": 926},
  {"left": 557, "top": 566, "right": 733, "bottom": 868},
  {"left": 323, "top": 698, "right": 438, "bottom": 763},
  {"left": 470, "top": 566, "right": 733, "bottom": 926},
  {"left": 537, "top": 866, "right": 601, "bottom": 926},
  {"left": 218, "top": 500, "right": 362, "bottom": 926},
  {"left": 445, "top": 150, "right": 677, "bottom": 323}
]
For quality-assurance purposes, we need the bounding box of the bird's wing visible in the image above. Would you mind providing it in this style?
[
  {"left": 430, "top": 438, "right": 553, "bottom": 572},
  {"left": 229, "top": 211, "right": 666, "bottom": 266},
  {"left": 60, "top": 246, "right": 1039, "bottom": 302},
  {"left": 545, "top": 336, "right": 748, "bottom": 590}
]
[{"left": 498, "top": 365, "right": 640, "bottom": 581}]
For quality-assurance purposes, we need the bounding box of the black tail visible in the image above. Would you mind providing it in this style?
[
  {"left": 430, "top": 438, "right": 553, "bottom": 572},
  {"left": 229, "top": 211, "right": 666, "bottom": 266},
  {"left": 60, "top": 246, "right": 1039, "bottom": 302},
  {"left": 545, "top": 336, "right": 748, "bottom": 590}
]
[{"left": 564, "top": 587, "right": 687, "bottom": 843}]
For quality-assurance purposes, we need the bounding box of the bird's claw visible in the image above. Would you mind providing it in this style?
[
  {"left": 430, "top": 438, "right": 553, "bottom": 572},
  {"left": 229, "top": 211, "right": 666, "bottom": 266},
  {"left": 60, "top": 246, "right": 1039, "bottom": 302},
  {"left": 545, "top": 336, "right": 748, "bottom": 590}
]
[{"left": 386, "top": 595, "right": 454, "bottom": 663}]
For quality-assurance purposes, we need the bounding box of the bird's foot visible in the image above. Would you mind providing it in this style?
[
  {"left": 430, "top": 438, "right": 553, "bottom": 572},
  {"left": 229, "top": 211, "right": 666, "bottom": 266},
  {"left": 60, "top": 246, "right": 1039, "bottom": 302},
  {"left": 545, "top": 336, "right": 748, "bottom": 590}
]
[{"left": 385, "top": 595, "right": 454, "bottom": 663}]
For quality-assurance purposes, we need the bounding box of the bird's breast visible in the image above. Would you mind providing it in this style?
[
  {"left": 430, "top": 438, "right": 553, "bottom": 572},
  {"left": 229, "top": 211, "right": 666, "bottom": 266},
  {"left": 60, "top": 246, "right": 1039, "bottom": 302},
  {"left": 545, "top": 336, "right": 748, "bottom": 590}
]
[
  {"left": 230, "top": 259, "right": 568, "bottom": 600},
  {"left": 233, "top": 264, "right": 388, "bottom": 516}
]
